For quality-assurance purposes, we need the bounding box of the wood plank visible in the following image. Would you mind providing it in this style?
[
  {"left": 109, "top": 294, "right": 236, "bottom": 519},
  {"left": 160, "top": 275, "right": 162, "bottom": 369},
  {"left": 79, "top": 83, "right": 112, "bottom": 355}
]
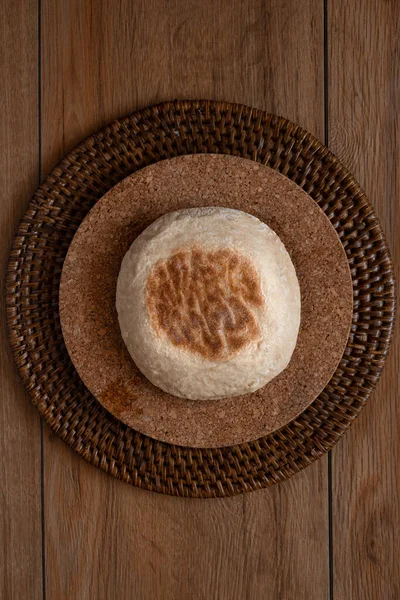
[
  {"left": 41, "top": 1, "right": 328, "bottom": 598},
  {"left": 0, "top": 1, "right": 43, "bottom": 598},
  {"left": 328, "top": 1, "right": 400, "bottom": 598}
]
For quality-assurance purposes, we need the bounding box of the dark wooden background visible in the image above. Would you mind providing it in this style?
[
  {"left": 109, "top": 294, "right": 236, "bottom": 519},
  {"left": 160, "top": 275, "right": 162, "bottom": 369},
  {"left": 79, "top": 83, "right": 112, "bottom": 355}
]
[{"left": 1, "top": 1, "right": 399, "bottom": 599}]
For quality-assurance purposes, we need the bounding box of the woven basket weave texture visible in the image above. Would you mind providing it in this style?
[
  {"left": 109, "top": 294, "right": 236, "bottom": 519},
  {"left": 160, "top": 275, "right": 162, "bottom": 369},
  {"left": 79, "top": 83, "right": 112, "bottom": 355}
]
[{"left": 6, "top": 100, "right": 395, "bottom": 498}]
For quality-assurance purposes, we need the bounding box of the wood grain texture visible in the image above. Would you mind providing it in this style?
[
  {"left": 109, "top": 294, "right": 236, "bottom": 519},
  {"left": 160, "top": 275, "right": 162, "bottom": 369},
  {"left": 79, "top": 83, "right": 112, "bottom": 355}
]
[
  {"left": 0, "top": 1, "right": 42, "bottom": 599},
  {"left": 41, "top": 1, "right": 328, "bottom": 599},
  {"left": 328, "top": 1, "right": 400, "bottom": 598}
]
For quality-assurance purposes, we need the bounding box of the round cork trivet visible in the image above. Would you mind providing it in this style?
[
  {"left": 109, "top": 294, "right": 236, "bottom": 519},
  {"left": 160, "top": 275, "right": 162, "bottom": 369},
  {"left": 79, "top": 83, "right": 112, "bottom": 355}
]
[{"left": 60, "top": 154, "right": 353, "bottom": 448}]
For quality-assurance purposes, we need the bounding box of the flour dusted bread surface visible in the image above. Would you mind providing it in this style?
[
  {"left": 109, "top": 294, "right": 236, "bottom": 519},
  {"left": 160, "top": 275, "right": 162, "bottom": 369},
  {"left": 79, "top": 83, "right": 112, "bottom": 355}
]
[
  {"left": 116, "top": 207, "right": 301, "bottom": 400},
  {"left": 146, "top": 245, "right": 264, "bottom": 360}
]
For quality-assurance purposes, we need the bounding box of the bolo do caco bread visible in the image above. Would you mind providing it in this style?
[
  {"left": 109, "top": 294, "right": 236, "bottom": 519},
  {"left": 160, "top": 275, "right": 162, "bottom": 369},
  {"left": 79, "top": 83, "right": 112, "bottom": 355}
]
[{"left": 116, "top": 207, "right": 301, "bottom": 400}]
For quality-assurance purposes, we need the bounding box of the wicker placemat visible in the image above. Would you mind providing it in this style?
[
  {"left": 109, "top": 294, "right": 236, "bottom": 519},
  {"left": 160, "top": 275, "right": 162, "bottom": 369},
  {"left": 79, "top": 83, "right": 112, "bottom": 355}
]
[{"left": 6, "top": 100, "right": 395, "bottom": 498}]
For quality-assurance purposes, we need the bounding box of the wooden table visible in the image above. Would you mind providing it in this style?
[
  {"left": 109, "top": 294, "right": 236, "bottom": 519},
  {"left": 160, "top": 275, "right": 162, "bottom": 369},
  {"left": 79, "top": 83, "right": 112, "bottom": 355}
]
[{"left": 1, "top": 2, "right": 398, "bottom": 599}]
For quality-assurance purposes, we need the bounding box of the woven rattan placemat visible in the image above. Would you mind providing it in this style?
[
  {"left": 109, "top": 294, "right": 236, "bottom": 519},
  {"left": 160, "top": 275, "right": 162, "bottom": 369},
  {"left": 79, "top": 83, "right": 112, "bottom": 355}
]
[{"left": 6, "top": 100, "right": 395, "bottom": 498}]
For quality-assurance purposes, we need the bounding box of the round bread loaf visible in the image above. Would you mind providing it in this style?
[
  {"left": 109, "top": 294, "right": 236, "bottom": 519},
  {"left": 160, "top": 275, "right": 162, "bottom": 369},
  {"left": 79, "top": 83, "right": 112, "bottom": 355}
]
[{"left": 116, "top": 207, "right": 301, "bottom": 400}]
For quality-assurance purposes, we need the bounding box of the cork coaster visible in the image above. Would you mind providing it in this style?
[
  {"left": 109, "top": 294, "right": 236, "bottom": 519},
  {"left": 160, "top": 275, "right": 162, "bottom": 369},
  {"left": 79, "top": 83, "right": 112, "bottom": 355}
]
[{"left": 60, "top": 154, "right": 353, "bottom": 448}]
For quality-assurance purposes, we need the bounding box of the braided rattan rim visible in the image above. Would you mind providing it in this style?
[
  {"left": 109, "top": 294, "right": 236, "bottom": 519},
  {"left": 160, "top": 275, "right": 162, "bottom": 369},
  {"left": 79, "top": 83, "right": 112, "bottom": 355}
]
[{"left": 6, "top": 100, "right": 395, "bottom": 498}]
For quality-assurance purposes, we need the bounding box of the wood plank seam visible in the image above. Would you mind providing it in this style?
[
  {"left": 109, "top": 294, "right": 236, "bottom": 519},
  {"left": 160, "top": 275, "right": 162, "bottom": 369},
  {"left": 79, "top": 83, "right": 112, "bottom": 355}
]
[{"left": 323, "top": 2, "right": 334, "bottom": 599}]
